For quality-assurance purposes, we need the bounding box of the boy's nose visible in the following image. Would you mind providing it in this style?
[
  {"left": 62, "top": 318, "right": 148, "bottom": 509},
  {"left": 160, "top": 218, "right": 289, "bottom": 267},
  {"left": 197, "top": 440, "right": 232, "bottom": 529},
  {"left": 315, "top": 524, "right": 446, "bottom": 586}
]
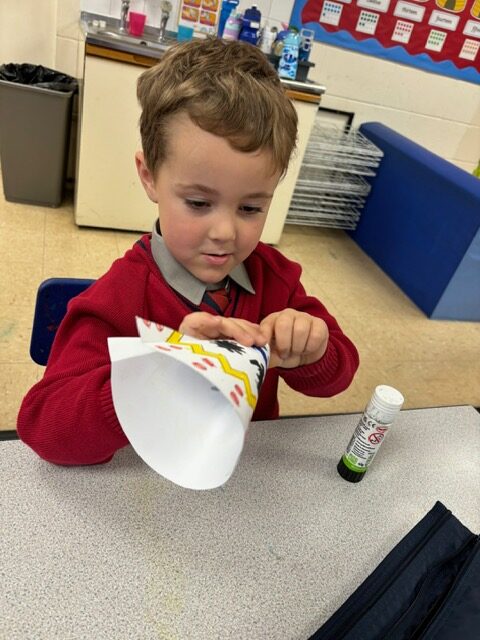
[{"left": 208, "top": 211, "right": 236, "bottom": 242}]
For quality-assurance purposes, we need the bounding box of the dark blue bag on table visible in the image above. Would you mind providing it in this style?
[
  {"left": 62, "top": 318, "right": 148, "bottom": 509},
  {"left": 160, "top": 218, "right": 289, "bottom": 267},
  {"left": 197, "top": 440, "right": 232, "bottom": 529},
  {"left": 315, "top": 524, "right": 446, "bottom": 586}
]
[{"left": 310, "top": 502, "right": 480, "bottom": 640}]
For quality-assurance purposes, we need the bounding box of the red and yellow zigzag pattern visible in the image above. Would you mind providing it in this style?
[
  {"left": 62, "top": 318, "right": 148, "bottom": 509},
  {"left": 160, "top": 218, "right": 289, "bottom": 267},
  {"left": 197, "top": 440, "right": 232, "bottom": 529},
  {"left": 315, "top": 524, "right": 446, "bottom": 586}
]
[{"left": 164, "top": 330, "right": 257, "bottom": 409}]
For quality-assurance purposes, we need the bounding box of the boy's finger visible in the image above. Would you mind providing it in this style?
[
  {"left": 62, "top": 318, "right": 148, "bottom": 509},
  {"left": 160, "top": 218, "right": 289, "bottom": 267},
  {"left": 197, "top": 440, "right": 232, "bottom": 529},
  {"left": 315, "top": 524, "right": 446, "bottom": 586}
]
[
  {"left": 235, "top": 320, "right": 268, "bottom": 346},
  {"left": 259, "top": 315, "right": 275, "bottom": 341},
  {"left": 259, "top": 323, "right": 273, "bottom": 345},
  {"left": 217, "top": 319, "right": 255, "bottom": 345},
  {"left": 179, "top": 313, "right": 221, "bottom": 337},
  {"left": 291, "top": 315, "right": 310, "bottom": 355},
  {"left": 304, "top": 319, "right": 328, "bottom": 354},
  {"left": 217, "top": 318, "right": 265, "bottom": 346},
  {"left": 272, "top": 313, "right": 295, "bottom": 358}
]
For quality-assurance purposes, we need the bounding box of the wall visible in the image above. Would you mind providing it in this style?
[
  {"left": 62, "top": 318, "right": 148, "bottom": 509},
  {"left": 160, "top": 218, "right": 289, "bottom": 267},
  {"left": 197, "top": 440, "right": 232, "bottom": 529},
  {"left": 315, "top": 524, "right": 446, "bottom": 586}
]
[
  {"left": 80, "top": 0, "right": 479, "bottom": 171},
  {"left": 1, "top": 0, "right": 477, "bottom": 172},
  {"left": 0, "top": 1, "right": 85, "bottom": 80},
  {"left": 309, "top": 42, "right": 480, "bottom": 173},
  {"left": 80, "top": 0, "right": 294, "bottom": 35},
  {"left": 55, "top": 0, "right": 87, "bottom": 80},
  {"left": 0, "top": 0, "right": 58, "bottom": 67}
]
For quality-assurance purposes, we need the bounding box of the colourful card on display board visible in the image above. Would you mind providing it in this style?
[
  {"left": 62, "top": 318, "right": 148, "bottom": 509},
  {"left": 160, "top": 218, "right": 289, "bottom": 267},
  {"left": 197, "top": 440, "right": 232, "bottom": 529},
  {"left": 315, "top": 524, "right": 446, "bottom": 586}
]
[{"left": 178, "top": 0, "right": 220, "bottom": 35}]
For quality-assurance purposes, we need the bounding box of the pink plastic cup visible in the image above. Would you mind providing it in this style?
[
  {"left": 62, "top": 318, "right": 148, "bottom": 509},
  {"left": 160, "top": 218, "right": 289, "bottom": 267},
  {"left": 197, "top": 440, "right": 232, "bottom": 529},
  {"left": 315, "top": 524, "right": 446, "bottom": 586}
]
[{"left": 128, "top": 12, "right": 147, "bottom": 36}]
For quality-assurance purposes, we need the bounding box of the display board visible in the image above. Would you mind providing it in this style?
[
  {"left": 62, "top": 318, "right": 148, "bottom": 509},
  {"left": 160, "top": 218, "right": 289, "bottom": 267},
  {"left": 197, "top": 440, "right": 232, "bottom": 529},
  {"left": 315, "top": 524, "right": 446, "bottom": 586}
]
[
  {"left": 178, "top": 0, "right": 220, "bottom": 36},
  {"left": 291, "top": 0, "right": 480, "bottom": 83}
]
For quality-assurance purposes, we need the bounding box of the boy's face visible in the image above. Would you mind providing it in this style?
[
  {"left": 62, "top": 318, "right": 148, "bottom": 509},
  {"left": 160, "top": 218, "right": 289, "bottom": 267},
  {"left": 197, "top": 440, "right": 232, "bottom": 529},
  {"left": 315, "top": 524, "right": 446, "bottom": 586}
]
[{"left": 135, "top": 114, "right": 281, "bottom": 284}]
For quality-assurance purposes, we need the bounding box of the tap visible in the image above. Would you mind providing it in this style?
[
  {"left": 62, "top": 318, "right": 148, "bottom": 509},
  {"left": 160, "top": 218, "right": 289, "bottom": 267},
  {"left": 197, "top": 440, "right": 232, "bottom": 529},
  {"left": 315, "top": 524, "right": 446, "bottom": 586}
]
[
  {"left": 119, "top": 0, "right": 130, "bottom": 33},
  {"left": 158, "top": 0, "right": 172, "bottom": 42}
]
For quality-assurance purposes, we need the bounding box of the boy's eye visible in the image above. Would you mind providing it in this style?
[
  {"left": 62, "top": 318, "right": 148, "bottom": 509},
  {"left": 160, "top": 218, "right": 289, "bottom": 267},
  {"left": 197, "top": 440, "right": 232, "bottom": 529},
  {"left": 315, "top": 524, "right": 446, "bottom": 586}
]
[
  {"left": 239, "top": 205, "right": 263, "bottom": 214},
  {"left": 185, "top": 199, "right": 210, "bottom": 210}
]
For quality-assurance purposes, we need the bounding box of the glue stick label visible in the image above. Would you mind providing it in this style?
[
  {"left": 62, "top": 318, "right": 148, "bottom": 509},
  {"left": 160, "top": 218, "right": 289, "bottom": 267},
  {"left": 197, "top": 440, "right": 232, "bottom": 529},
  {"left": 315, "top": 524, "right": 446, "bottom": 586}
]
[{"left": 342, "top": 415, "right": 390, "bottom": 473}]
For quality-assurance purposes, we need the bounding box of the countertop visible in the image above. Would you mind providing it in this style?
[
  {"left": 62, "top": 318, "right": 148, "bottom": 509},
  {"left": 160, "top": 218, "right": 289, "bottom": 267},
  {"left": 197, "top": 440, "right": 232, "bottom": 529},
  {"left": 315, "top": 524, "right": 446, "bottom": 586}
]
[
  {"left": 80, "top": 12, "right": 326, "bottom": 101},
  {"left": 2, "top": 406, "right": 479, "bottom": 638}
]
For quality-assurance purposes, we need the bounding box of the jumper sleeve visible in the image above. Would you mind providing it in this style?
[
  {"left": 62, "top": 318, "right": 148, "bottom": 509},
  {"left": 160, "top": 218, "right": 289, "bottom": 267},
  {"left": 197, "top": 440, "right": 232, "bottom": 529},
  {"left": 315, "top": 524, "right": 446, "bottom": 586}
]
[
  {"left": 278, "top": 278, "right": 359, "bottom": 397},
  {"left": 17, "top": 292, "right": 132, "bottom": 466}
]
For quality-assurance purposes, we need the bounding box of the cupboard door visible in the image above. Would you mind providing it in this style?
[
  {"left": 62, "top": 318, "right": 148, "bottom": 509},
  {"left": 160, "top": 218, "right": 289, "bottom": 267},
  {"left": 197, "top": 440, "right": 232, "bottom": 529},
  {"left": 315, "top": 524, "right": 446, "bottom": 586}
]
[{"left": 76, "top": 55, "right": 156, "bottom": 232}]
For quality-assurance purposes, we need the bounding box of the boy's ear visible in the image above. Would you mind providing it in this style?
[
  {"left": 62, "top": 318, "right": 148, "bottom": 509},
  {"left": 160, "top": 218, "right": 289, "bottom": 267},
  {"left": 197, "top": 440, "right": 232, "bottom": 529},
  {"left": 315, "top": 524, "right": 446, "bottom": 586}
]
[{"left": 135, "top": 151, "right": 158, "bottom": 203}]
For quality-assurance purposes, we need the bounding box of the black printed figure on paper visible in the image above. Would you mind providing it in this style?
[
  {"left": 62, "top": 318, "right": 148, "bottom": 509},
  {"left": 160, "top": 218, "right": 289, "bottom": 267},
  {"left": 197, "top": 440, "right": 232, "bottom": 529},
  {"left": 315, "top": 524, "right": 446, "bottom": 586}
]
[
  {"left": 249, "top": 359, "right": 266, "bottom": 390},
  {"left": 213, "top": 340, "right": 246, "bottom": 355}
]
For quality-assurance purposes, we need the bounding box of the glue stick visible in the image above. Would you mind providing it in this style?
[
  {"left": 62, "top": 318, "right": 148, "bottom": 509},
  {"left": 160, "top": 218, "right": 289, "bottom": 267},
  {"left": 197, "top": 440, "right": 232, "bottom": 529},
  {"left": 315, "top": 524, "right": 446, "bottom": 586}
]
[{"left": 337, "top": 385, "right": 404, "bottom": 483}]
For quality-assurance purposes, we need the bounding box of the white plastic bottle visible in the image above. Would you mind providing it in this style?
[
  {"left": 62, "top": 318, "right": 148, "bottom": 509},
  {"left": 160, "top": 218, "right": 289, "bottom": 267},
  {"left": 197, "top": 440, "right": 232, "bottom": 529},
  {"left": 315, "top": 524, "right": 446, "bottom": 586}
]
[
  {"left": 337, "top": 385, "right": 404, "bottom": 483},
  {"left": 260, "top": 25, "right": 276, "bottom": 54}
]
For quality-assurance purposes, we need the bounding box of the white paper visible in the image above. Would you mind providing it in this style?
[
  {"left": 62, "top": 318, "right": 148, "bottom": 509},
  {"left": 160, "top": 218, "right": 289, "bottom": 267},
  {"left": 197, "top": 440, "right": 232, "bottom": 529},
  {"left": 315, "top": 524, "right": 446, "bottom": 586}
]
[{"left": 108, "top": 319, "right": 270, "bottom": 490}]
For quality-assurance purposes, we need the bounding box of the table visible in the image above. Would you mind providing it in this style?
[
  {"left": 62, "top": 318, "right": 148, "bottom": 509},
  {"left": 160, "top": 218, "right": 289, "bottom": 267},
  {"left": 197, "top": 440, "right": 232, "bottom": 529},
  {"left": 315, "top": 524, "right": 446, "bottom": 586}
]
[{"left": 2, "top": 406, "right": 479, "bottom": 639}]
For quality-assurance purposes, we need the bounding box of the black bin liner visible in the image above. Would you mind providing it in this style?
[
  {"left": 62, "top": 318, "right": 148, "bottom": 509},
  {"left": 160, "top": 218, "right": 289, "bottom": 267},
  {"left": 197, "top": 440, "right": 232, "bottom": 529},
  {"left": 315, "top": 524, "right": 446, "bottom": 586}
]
[
  {"left": 0, "top": 63, "right": 78, "bottom": 93},
  {"left": 310, "top": 502, "right": 480, "bottom": 640}
]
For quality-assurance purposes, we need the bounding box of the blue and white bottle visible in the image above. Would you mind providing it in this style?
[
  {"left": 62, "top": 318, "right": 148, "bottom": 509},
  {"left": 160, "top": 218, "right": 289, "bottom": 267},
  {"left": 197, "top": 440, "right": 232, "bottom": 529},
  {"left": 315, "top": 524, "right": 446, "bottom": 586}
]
[{"left": 278, "top": 31, "right": 301, "bottom": 80}]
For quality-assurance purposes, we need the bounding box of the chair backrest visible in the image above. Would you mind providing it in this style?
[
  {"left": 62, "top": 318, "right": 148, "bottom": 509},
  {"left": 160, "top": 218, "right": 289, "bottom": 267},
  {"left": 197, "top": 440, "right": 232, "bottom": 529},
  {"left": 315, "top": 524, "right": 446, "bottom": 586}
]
[
  {"left": 30, "top": 278, "right": 95, "bottom": 365},
  {"left": 351, "top": 122, "right": 480, "bottom": 320}
]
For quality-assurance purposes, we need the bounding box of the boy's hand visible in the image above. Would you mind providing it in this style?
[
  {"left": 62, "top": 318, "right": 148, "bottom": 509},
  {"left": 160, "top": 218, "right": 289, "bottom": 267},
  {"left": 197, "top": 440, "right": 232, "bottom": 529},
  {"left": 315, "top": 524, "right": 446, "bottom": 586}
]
[
  {"left": 179, "top": 312, "right": 268, "bottom": 347},
  {"left": 260, "top": 309, "right": 329, "bottom": 369}
]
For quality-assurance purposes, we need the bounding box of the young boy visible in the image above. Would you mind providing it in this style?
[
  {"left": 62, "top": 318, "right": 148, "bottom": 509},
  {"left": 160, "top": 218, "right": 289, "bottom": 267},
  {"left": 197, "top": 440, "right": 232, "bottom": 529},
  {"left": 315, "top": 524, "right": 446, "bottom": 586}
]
[{"left": 17, "top": 38, "right": 359, "bottom": 465}]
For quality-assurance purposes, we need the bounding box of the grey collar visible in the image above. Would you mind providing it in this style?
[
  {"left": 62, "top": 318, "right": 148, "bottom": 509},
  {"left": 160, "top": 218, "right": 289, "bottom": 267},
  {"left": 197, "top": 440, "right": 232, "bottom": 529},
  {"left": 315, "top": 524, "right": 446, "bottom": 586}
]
[{"left": 150, "top": 221, "right": 255, "bottom": 305}]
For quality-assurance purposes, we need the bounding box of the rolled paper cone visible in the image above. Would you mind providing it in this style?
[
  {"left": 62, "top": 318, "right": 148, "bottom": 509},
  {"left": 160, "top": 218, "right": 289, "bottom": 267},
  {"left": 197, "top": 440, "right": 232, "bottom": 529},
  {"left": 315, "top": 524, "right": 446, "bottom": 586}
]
[{"left": 108, "top": 320, "right": 270, "bottom": 490}]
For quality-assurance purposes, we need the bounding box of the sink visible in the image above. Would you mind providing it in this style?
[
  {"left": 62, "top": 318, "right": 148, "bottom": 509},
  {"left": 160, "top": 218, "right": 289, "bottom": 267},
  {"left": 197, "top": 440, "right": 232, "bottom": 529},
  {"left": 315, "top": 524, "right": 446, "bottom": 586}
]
[{"left": 93, "top": 27, "right": 176, "bottom": 52}]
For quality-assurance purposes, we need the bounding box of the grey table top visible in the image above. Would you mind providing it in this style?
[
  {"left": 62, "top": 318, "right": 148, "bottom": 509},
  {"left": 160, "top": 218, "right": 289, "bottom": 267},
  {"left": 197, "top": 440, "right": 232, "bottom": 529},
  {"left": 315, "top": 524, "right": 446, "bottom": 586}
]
[{"left": 2, "top": 406, "right": 480, "bottom": 639}]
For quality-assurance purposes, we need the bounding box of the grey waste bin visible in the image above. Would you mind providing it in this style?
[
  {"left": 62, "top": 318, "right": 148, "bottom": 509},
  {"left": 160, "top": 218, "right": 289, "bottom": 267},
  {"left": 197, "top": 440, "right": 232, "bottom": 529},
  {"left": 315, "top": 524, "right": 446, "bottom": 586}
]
[{"left": 0, "top": 64, "right": 78, "bottom": 207}]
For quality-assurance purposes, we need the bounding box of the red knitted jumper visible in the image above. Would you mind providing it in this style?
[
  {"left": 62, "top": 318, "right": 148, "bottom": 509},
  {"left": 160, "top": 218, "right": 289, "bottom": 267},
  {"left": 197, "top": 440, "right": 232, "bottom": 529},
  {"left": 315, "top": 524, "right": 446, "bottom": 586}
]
[{"left": 17, "top": 236, "right": 359, "bottom": 465}]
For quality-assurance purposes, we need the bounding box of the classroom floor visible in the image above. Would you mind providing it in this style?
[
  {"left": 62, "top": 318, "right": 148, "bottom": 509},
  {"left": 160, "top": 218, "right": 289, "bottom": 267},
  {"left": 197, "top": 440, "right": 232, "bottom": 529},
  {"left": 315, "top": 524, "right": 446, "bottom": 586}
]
[{"left": 1, "top": 183, "right": 479, "bottom": 431}]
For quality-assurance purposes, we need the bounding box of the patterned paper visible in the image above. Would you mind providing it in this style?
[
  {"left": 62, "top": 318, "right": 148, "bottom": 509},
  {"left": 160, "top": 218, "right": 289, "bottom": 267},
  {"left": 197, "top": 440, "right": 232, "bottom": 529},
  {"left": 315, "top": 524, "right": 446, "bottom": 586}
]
[{"left": 108, "top": 318, "right": 270, "bottom": 490}]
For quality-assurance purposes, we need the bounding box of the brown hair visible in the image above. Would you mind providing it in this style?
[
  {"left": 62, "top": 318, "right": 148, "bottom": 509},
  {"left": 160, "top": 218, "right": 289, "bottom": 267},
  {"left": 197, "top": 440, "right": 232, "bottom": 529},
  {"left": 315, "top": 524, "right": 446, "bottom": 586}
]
[{"left": 137, "top": 38, "right": 298, "bottom": 177}]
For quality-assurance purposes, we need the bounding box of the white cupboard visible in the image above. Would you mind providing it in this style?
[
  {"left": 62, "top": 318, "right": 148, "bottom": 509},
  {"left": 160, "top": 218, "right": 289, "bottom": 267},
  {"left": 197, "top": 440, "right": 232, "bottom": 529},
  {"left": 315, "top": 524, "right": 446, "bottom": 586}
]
[{"left": 75, "top": 52, "right": 320, "bottom": 244}]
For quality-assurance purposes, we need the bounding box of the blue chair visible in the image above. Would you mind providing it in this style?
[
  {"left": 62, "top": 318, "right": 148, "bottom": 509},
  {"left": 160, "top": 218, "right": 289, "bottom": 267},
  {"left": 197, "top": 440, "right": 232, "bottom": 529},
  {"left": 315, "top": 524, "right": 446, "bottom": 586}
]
[
  {"left": 30, "top": 278, "right": 95, "bottom": 365},
  {"left": 350, "top": 122, "right": 480, "bottom": 321}
]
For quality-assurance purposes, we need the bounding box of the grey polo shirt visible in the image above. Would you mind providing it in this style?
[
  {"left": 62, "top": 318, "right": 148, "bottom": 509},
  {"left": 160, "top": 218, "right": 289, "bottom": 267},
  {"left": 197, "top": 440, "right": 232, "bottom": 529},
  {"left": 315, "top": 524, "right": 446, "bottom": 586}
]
[{"left": 150, "top": 222, "right": 255, "bottom": 306}]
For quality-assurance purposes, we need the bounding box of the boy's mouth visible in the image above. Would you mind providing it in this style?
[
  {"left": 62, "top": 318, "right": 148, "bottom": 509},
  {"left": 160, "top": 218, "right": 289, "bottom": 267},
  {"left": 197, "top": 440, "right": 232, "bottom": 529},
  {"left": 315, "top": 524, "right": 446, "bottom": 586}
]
[{"left": 202, "top": 253, "right": 232, "bottom": 266}]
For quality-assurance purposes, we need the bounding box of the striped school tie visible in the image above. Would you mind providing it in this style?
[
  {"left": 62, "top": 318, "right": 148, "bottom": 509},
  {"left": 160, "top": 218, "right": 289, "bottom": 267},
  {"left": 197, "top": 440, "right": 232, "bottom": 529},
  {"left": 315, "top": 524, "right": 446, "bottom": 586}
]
[{"left": 203, "top": 285, "right": 230, "bottom": 313}]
